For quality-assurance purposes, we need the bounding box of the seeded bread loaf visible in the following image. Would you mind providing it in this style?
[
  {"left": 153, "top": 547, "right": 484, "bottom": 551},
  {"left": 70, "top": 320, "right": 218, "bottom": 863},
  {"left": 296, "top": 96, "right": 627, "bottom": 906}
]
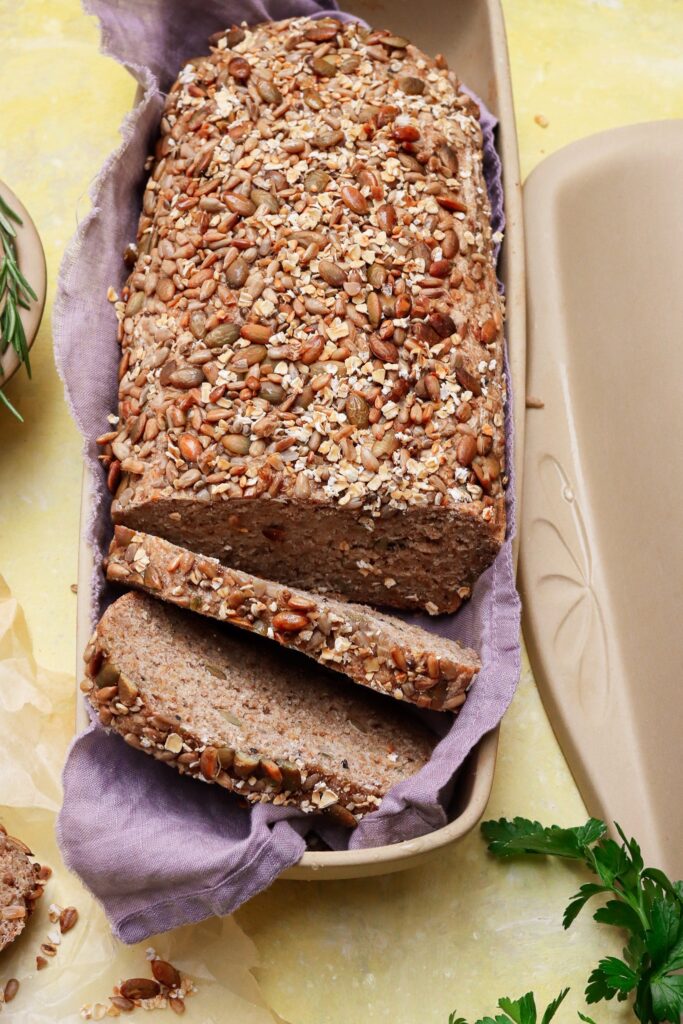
[
  {"left": 100, "top": 16, "right": 506, "bottom": 615},
  {"left": 83, "top": 592, "right": 435, "bottom": 826},
  {"left": 0, "top": 826, "right": 44, "bottom": 952},
  {"left": 107, "top": 526, "right": 480, "bottom": 711}
]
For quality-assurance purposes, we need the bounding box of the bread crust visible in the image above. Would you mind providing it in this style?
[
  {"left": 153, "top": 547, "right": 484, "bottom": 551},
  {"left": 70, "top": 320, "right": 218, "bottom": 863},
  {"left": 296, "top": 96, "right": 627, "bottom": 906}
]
[
  {"left": 107, "top": 526, "right": 480, "bottom": 711},
  {"left": 84, "top": 592, "right": 436, "bottom": 826},
  {"left": 0, "top": 828, "right": 44, "bottom": 952},
  {"left": 100, "top": 16, "right": 506, "bottom": 614}
]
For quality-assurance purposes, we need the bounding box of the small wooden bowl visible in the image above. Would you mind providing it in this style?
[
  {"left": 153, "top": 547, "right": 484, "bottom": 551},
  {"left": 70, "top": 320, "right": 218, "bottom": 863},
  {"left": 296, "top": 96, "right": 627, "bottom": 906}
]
[{"left": 0, "top": 181, "right": 47, "bottom": 397}]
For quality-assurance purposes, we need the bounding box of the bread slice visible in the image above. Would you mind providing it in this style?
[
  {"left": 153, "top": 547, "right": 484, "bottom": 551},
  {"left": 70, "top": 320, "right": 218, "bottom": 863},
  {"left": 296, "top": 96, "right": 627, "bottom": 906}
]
[
  {"left": 0, "top": 827, "right": 44, "bottom": 952},
  {"left": 105, "top": 16, "right": 507, "bottom": 616},
  {"left": 106, "top": 527, "right": 479, "bottom": 712},
  {"left": 83, "top": 593, "right": 435, "bottom": 826}
]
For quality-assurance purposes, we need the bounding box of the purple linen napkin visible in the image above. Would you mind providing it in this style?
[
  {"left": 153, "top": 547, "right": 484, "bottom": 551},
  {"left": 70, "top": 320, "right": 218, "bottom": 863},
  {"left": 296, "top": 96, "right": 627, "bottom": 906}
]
[{"left": 54, "top": 0, "right": 520, "bottom": 943}]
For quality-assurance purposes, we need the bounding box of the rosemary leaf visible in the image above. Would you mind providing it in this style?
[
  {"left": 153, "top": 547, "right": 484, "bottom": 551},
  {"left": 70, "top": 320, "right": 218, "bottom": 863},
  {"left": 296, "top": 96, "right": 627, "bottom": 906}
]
[{"left": 0, "top": 191, "right": 37, "bottom": 417}]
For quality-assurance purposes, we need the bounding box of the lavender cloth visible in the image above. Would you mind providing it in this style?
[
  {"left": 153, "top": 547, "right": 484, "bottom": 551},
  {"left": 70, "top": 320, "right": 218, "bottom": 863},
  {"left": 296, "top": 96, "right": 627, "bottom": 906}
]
[{"left": 54, "top": 0, "right": 520, "bottom": 944}]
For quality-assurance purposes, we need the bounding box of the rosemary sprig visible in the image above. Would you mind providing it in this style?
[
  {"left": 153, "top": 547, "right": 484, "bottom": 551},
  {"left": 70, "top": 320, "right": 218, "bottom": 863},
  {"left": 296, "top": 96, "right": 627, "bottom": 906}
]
[{"left": 0, "top": 193, "right": 38, "bottom": 419}]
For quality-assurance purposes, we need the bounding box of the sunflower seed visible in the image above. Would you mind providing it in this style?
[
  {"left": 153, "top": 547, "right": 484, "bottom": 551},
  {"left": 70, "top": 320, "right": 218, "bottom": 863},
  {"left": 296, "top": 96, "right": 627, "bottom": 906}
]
[
  {"left": 381, "top": 34, "right": 409, "bottom": 48},
  {"left": 437, "top": 142, "right": 459, "bottom": 174},
  {"left": 205, "top": 322, "right": 241, "bottom": 348},
  {"left": 311, "top": 56, "right": 337, "bottom": 77},
  {"left": 369, "top": 335, "right": 397, "bottom": 362},
  {"left": 376, "top": 203, "right": 396, "bottom": 232},
  {"left": 303, "top": 88, "right": 324, "bottom": 110},
  {"left": 259, "top": 381, "right": 285, "bottom": 405},
  {"left": 304, "top": 19, "right": 340, "bottom": 42},
  {"left": 255, "top": 78, "right": 282, "bottom": 105},
  {"left": 228, "top": 57, "right": 251, "bottom": 82},
  {"left": 168, "top": 367, "right": 205, "bottom": 389},
  {"left": 224, "top": 192, "right": 256, "bottom": 217},
  {"left": 233, "top": 751, "right": 260, "bottom": 778},
  {"left": 4, "top": 980, "right": 19, "bottom": 1003},
  {"left": 319, "top": 260, "right": 347, "bottom": 287},
  {"left": 250, "top": 188, "right": 279, "bottom": 212},
  {"left": 340, "top": 185, "right": 367, "bottom": 214},
  {"left": 367, "top": 263, "right": 386, "bottom": 289},
  {"left": 225, "top": 257, "right": 248, "bottom": 288},
  {"left": 304, "top": 169, "right": 331, "bottom": 194},
  {"left": 311, "top": 129, "right": 345, "bottom": 149},
  {"left": 221, "top": 434, "right": 251, "bottom": 455},
  {"left": 398, "top": 75, "right": 425, "bottom": 95},
  {"left": 272, "top": 611, "right": 309, "bottom": 632},
  {"left": 199, "top": 747, "right": 221, "bottom": 780},
  {"left": 345, "top": 393, "right": 370, "bottom": 427},
  {"left": 59, "top": 906, "right": 79, "bottom": 934},
  {"left": 119, "top": 979, "right": 161, "bottom": 1001},
  {"left": 151, "top": 959, "right": 182, "bottom": 989},
  {"left": 367, "top": 291, "right": 382, "bottom": 327}
]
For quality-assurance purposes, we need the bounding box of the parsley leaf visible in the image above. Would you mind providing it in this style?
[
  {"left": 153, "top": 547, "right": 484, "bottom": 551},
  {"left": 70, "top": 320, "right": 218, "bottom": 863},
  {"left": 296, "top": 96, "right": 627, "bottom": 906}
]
[
  {"left": 481, "top": 816, "right": 683, "bottom": 1024},
  {"left": 663, "top": 932, "right": 683, "bottom": 974},
  {"left": 563, "top": 884, "right": 609, "bottom": 929},
  {"left": 586, "top": 957, "right": 639, "bottom": 1002},
  {"left": 646, "top": 896, "right": 681, "bottom": 965},
  {"left": 448, "top": 991, "right": 575, "bottom": 1024},
  {"left": 498, "top": 992, "right": 538, "bottom": 1024},
  {"left": 650, "top": 975, "right": 683, "bottom": 1023},
  {"left": 593, "top": 899, "right": 645, "bottom": 937},
  {"left": 540, "top": 988, "right": 571, "bottom": 1024},
  {"left": 481, "top": 817, "right": 606, "bottom": 860}
]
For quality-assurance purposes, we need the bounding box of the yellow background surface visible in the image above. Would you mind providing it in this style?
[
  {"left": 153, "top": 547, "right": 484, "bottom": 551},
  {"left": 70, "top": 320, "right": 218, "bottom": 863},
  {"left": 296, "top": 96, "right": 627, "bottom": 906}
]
[{"left": 1, "top": 1, "right": 683, "bottom": 1021}]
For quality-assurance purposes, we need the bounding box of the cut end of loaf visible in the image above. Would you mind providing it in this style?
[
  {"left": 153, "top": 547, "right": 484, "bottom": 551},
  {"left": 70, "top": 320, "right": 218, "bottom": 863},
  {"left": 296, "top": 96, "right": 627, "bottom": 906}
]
[
  {"left": 107, "top": 526, "right": 481, "bottom": 711},
  {"left": 83, "top": 593, "right": 436, "bottom": 826},
  {"left": 114, "top": 495, "right": 505, "bottom": 615}
]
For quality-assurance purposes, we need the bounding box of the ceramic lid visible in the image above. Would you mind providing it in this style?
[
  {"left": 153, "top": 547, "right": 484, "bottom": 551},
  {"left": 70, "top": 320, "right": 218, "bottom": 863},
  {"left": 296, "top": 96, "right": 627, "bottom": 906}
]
[{"left": 521, "top": 120, "right": 683, "bottom": 875}]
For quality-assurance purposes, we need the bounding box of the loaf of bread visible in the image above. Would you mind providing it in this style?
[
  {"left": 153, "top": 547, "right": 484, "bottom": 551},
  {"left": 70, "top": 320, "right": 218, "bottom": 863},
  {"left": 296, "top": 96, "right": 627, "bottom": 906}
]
[
  {"left": 0, "top": 825, "right": 44, "bottom": 952},
  {"left": 100, "top": 16, "right": 506, "bottom": 615},
  {"left": 107, "top": 526, "right": 480, "bottom": 711},
  {"left": 83, "top": 592, "right": 436, "bottom": 826}
]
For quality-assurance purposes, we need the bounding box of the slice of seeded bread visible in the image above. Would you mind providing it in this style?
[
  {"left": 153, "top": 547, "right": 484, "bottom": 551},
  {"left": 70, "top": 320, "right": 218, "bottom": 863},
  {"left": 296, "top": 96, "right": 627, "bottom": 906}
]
[
  {"left": 83, "top": 592, "right": 436, "bottom": 827},
  {"left": 107, "top": 527, "right": 479, "bottom": 712},
  {"left": 0, "top": 827, "right": 44, "bottom": 952}
]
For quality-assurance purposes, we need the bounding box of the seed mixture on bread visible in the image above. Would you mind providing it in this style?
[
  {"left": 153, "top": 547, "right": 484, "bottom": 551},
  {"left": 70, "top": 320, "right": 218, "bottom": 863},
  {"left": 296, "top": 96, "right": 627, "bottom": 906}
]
[
  {"left": 99, "top": 16, "right": 506, "bottom": 615},
  {"left": 82, "top": 592, "right": 436, "bottom": 826},
  {"left": 107, "top": 526, "right": 480, "bottom": 711},
  {"left": 0, "top": 826, "right": 45, "bottom": 952}
]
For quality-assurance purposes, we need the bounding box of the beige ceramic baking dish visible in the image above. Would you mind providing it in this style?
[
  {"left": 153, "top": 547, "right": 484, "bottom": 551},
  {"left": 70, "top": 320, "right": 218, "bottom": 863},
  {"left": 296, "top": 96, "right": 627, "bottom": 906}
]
[
  {"left": 76, "top": 0, "right": 525, "bottom": 880},
  {"left": 520, "top": 121, "right": 683, "bottom": 878},
  {"left": 0, "top": 181, "right": 46, "bottom": 399}
]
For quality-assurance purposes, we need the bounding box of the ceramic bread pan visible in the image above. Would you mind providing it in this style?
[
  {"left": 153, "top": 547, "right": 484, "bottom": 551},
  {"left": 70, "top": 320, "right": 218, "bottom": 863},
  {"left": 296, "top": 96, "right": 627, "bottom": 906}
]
[
  {"left": 521, "top": 121, "right": 683, "bottom": 877},
  {"left": 77, "top": 0, "right": 525, "bottom": 880}
]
